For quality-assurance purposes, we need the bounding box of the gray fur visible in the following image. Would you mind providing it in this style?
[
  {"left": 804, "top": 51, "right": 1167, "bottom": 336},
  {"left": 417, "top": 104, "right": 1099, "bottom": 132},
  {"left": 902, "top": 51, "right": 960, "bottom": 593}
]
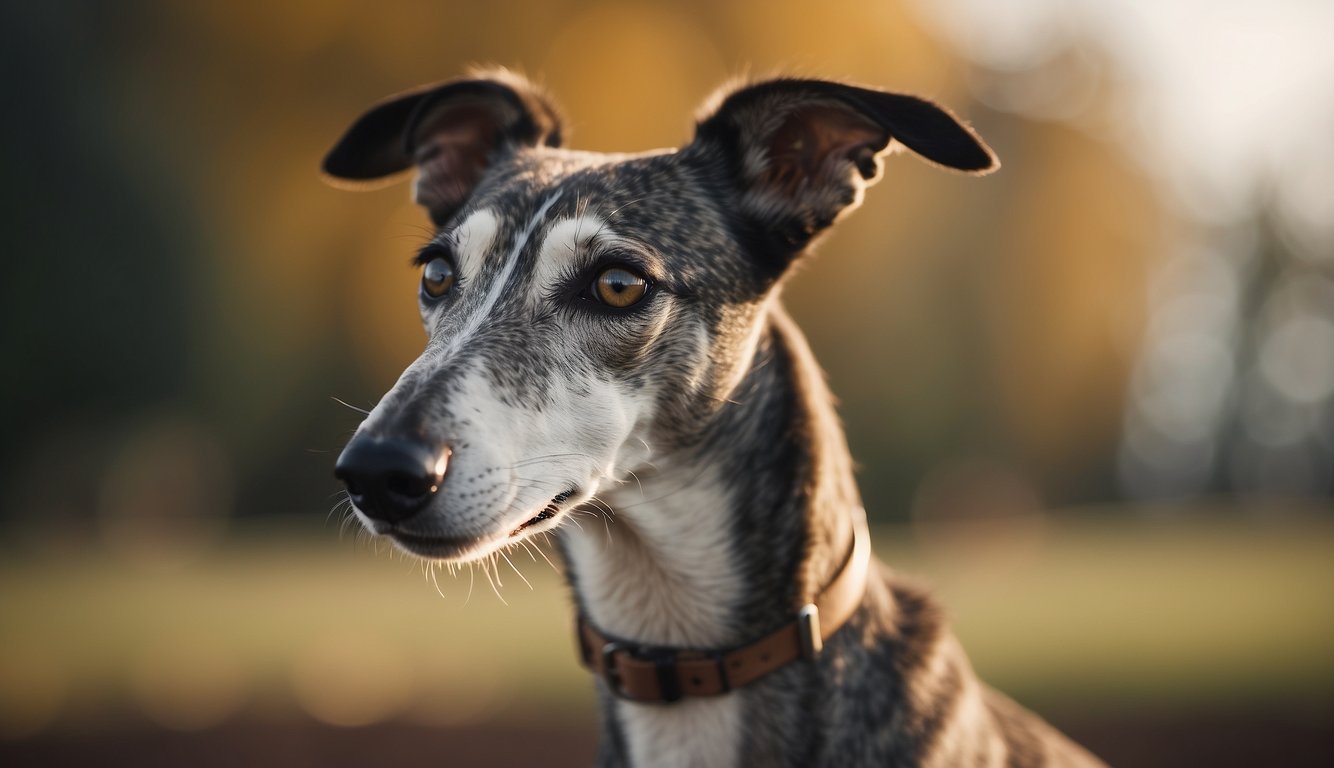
[{"left": 325, "top": 71, "right": 1107, "bottom": 767}]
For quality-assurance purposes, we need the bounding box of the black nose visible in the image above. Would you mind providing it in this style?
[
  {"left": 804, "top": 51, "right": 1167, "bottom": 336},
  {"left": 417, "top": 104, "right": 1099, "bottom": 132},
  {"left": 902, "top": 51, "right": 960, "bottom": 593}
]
[{"left": 334, "top": 435, "right": 449, "bottom": 524}]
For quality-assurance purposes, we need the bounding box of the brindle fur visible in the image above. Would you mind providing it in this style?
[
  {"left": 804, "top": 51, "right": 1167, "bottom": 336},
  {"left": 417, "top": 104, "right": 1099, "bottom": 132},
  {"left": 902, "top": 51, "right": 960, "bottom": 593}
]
[{"left": 325, "top": 69, "right": 1107, "bottom": 767}]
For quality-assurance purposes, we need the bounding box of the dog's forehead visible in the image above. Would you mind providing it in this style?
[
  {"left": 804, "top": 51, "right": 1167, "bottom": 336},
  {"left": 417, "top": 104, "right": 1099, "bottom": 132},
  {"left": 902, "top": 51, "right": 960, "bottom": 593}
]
[
  {"left": 448, "top": 149, "right": 751, "bottom": 287},
  {"left": 465, "top": 150, "right": 677, "bottom": 227}
]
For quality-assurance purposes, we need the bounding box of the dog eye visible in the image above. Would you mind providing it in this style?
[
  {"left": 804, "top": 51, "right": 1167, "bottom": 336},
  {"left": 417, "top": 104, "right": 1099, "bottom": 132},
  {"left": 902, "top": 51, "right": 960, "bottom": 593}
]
[
  {"left": 592, "top": 266, "right": 648, "bottom": 308},
  {"left": 421, "top": 257, "right": 456, "bottom": 299}
]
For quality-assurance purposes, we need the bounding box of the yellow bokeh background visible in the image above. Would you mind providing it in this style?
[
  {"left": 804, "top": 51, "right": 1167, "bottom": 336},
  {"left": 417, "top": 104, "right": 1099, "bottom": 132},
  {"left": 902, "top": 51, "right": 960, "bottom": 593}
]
[{"left": 2, "top": 2, "right": 1331, "bottom": 766}]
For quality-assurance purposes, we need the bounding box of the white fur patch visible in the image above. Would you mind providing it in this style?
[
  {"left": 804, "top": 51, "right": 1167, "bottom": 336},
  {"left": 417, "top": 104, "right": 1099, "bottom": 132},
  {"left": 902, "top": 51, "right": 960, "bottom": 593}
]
[
  {"left": 451, "top": 208, "right": 500, "bottom": 284},
  {"left": 564, "top": 464, "right": 744, "bottom": 768},
  {"left": 531, "top": 215, "right": 611, "bottom": 298},
  {"left": 618, "top": 697, "right": 742, "bottom": 768},
  {"left": 472, "top": 193, "right": 561, "bottom": 326},
  {"left": 566, "top": 465, "right": 741, "bottom": 646},
  {"left": 429, "top": 193, "right": 562, "bottom": 364}
]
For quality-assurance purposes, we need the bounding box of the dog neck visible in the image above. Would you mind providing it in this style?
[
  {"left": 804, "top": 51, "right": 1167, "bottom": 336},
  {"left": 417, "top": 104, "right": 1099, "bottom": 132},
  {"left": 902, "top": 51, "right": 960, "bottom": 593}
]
[
  {"left": 560, "top": 300, "right": 864, "bottom": 653},
  {"left": 557, "top": 300, "right": 871, "bottom": 768}
]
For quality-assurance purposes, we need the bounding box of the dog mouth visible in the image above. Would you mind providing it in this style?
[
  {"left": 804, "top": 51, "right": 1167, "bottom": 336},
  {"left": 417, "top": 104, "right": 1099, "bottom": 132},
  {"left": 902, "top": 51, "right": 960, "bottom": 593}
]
[
  {"left": 509, "top": 489, "right": 574, "bottom": 537},
  {"left": 511, "top": 507, "right": 556, "bottom": 536},
  {"left": 386, "top": 488, "right": 577, "bottom": 561}
]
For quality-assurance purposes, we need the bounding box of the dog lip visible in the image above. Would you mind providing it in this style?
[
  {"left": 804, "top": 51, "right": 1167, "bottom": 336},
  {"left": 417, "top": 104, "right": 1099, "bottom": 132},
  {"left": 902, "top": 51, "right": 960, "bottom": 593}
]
[
  {"left": 384, "top": 489, "right": 579, "bottom": 558},
  {"left": 387, "top": 530, "right": 488, "bottom": 559},
  {"left": 508, "top": 489, "right": 576, "bottom": 537},
  {"left": 511, "top": 507, "right": 557, "bottom": 536}
]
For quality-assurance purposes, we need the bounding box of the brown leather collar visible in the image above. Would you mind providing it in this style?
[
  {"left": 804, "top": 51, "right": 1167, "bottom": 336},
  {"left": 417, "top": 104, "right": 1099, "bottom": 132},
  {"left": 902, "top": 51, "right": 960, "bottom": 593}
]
[{"left": 576, "top": 507, "right": 871, "bottom": 704}]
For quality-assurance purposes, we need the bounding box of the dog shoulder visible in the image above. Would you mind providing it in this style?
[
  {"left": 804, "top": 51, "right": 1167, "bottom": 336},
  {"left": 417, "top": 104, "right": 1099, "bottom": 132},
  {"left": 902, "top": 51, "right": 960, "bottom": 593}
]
[{"left": 870, "top": 571, "right": 1108, "bottom": 766}]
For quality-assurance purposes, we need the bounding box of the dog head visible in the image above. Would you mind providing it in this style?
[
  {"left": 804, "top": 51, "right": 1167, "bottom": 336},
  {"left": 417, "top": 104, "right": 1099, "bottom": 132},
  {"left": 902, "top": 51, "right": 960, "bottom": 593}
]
[{"left": 324, "top": 70, "right": 995, "bottom": 561}]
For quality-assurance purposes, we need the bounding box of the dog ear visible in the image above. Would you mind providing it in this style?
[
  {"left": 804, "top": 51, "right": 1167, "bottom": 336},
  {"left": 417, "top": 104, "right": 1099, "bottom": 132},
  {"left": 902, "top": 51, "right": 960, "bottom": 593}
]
[
  {"left": 321, "top": 70, "right": 563, "bottom": 223},
  {"left": 689, "top": 79, "right": 997, "bottom": 262}
]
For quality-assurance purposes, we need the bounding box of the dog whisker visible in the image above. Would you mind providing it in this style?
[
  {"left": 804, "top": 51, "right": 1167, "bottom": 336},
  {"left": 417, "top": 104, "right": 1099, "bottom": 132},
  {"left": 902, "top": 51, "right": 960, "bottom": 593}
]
[
  {"left": 480, "top": 556, "right": 507, "bottom": 605},
  {"left": 338, "top": 508, "right": 359, "bottom": 539},
  {"left": 536, "top": 534, "right": 562, "bottom": 574},
  {"left": 508, "top": 452, "right": 595, "bottom": 469},
  {"left": 623, "top": 468, "right": 646, "bottom": 497},
  {"left": 429, "top": 562, "right": 447, "bottom": 600},
  {"left": 499, "top": 547, "right": 533, "bottom": 590},
  {"left": 586, "top": 497, "right": 615, "bottom": 543},
  {"left": 330, "top": 396, "right": 371, "bottom": 416},
  {"left": 609, "top": 459, "right": 712, "bottom": 512},
  {"left": 594, "top": 198, "right": 646, "bottom": 235},
  {"left": 326, "top": 496, "right": 351, "bottom": 525}
]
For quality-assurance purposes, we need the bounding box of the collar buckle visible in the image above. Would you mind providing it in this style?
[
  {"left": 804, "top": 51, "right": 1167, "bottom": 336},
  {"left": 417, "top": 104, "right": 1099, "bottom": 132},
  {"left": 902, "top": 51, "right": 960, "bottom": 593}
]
[
  {"left": 600, "top": 641, "right": 629, "bottom": 698},
  {"left": 797, "top": 603, "right": 823, "bottom": 660}
]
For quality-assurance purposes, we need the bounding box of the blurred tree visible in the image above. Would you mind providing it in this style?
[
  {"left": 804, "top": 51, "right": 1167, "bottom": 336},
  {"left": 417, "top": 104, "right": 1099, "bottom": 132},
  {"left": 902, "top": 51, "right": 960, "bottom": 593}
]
[{"left": 1, "top": 4, "right": 196, "bottom": 532}]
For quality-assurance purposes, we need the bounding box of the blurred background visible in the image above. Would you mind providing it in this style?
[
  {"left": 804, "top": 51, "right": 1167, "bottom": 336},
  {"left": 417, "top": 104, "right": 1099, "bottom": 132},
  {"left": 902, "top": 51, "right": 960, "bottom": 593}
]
[{"left": 2, "top": 1, "right": 1331, "bottom": 765}]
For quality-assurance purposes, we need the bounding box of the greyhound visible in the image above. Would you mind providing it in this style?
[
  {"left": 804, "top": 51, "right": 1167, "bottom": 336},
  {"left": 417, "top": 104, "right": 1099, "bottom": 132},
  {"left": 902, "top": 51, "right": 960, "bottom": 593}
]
[{"left": 323, "top": 70, "right": 1106, "bottom": 767}]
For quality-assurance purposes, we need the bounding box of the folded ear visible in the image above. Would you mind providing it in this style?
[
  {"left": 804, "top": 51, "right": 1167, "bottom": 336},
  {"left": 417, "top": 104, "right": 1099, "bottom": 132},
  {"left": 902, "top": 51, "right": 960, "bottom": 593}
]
[
  {"left": 321, "top": 70, "right": 562, "bottom": 223},
  {"left": 689, "top": 79, "right": 997, "bottom": 262}
]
